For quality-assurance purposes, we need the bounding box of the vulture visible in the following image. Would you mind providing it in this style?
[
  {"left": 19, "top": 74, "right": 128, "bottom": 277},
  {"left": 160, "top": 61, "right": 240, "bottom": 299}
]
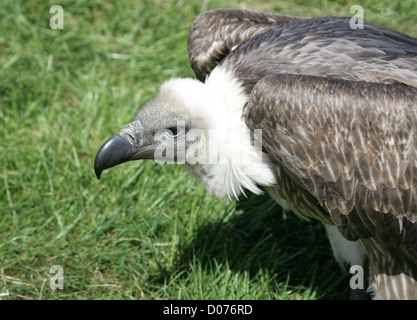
[{"left": 94, "top": 9, "right": 417, "bottom": 299}]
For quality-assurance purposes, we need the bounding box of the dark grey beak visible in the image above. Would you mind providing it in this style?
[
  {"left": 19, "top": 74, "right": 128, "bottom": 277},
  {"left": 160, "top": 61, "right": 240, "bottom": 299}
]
[
  {"left": 94, "top": 133, "right": 135, "bottom": 179},
  {"left": 94, "top": 121, "right": 155, "bottom": 179}
]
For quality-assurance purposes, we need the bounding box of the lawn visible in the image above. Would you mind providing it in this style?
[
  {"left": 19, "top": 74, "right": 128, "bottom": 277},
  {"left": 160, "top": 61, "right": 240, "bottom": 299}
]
[{"left": 1, "top": 0, "right": 416, "bottom": 300}]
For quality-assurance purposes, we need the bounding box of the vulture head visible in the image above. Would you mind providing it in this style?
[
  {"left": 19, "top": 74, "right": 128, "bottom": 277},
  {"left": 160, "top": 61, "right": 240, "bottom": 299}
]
[{"left": 94, "top": 69, "right": 276, "bottom": 199}]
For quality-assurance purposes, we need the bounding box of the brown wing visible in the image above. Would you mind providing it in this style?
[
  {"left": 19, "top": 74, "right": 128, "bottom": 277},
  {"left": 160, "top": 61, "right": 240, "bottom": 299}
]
[
  {"left": 221, "top": 16, "right": 417, "bottom": 92},
  {"left": 244, "top": 74, "right": 417, "bottom": 260},
  {"left": 187, "top": 9, "right": 302, "bottom": 81}
]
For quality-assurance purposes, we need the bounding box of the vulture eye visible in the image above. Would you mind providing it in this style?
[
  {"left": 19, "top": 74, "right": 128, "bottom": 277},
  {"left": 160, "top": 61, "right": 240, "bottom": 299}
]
[{"left": 166, "top": 127, "right": 181, "bottom": 137}]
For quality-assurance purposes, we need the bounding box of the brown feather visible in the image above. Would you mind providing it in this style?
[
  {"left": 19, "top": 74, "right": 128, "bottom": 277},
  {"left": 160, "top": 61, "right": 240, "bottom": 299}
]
[
  {"left": 188, "top": 9, "right": 301, "bottom": 81},
  {"left": 244, "top": 74, "right": 417, "bottom": 259}
]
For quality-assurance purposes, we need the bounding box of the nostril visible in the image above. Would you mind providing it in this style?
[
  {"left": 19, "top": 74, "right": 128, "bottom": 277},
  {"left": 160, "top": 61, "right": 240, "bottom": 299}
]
[
  {"left": 120, "top": 121, "right": 143, "bottom": 147},
  {"left": 126, "top": 132, "right": 135, "bottom": 143}
]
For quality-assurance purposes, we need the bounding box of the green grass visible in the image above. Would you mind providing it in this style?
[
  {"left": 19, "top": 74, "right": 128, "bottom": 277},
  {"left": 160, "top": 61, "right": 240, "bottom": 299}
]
[{"left": 1, "top": 0, "right": 416, "bottom": 300}]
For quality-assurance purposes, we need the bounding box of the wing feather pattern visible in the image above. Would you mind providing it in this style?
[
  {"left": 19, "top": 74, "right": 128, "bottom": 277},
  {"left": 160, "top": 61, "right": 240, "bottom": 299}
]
[
  {"left": 220, "top": 16, "right": 417, "bottom": 91},
  {"left": 244, "top": 74, "right": 417, "bottom": 259},
  {"left": 188, "top": 9, "right": 302, "bottom": 81}
]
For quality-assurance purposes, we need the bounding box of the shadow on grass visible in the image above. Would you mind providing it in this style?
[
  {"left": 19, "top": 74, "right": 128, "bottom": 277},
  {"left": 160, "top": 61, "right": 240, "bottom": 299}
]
[{"left": 174, "top": 193, "right": 350, "bottom": 299}]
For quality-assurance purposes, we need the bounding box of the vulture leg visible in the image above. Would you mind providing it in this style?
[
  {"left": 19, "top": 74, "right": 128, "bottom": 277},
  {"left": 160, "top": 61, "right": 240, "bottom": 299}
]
[{"left": 325, "top": 224, "right": 369, "bottom": 299}]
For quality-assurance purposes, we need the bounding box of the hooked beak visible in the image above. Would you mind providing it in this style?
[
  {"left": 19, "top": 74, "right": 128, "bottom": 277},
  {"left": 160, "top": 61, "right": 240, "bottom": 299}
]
[{"left": 94, "top": 121, "right": 155, "bottom": 179}]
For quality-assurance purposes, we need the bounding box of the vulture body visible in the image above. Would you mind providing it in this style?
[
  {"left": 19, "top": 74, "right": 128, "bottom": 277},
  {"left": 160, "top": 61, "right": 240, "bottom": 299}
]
[{"left": 95, "top": 9, "right": 417, "bottom": 299}]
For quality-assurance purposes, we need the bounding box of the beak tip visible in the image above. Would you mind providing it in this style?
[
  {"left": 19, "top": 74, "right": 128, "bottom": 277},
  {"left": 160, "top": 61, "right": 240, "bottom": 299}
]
[
  {"left": 94, "top": 153, "right": 103, "bottom": 179},
  {"left": 94, "top": 161, "right": 102, "bottom": 179},
  {"left": 93, "top": 133, "right": 137, "bottom": 180}
]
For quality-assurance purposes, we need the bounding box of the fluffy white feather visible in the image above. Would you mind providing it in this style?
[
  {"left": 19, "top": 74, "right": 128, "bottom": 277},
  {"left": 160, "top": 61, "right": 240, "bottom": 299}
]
[{"left": 158, "top": 66, "right": 276, "bottom": 199}]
